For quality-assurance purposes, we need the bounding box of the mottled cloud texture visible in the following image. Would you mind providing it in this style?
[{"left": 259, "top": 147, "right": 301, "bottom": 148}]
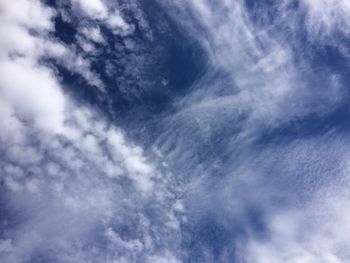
[
  {"left": 0, "top": 1, "right": 182, "bottom": 262},
  {"left": 1, "top": 0, "right": 350, "bottom": 262}
]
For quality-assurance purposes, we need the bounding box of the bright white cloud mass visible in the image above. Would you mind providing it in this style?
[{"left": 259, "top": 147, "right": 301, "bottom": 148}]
[{"left": 1, "top": 0, "right": 350, "bottom": 262}]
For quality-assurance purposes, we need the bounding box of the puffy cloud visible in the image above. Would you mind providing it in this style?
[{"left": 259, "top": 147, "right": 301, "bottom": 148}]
[
  {"left": 80, "top": 26, "right": 104, "bottom": 43},
  {"left": 71, "top": 0, "right": 108, "bottom": 20},
  {"left": 1, "top": 0, "right": 55, "bottom": 30},
  {"left": 0, "top": 0, "right": 182, "bottom": 262},
  {"left": 107, "top": 11, "right": 135, "bottom": 36},
  {"left": 70, "top": 0, "right": 134, "bottom": 36},
  {"left": 0, "top": 58, "right": 66, "bottom": 133}
]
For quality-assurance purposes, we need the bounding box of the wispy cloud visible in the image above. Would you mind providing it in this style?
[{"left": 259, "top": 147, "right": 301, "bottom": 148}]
[
  {"left": 2, "top": 0, "right": 350, "bottom": 262},
  {"left": 154, "top": 0, "right": 350, "bottom": 261}
]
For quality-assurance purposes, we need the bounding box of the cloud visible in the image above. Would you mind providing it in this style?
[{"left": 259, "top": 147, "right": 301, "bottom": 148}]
[
  {"left": 300, "top": 0, "right": 350, "bottom": 39},
  {"left": 0, "top": 58, "right": 66, "bottom": 133},
  {"left": 159, "top": 0, "right": 300, "bottom": 139},
  {"left": 2, "top": 0, "right": 350, "bottom": 262},
  {"left": 70, "top": 0, "right": 134, "bottom": 36},
  {"left": 0, "top": 0, "right": 182, "bottom": 262},
  {"left": 71, "top": 0, "right": 108, "bottom": 20},
  {"left": 1, "top": 0, "right": 55, "bottom": 30},
  {"left": 246, "top": 190, "right": 350, "bottom": 263},
  {"left": 151, "top": 1, "right": 350, "bottom": 261},
  {"left": 154, "top": 0, "right": 349, "bottom": 182},
  {"left": 80, "top": 26, "right": 104, "bottom": 43},
  {"left": 107, "top": 11, "right": 135, "bottom": 36}
]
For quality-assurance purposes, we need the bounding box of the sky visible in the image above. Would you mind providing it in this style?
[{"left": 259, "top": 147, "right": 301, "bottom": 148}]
[{"left": 1, "top": 0, "right": 350, "bottom": 262}]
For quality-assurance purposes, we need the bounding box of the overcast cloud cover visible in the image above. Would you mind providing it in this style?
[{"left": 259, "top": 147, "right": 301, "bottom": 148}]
[{"left": 1, "top": 0, "right": 350, "bottom": 262}]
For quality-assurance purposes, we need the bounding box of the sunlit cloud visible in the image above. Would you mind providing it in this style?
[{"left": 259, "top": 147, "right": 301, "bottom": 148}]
[{"left": 1, "top": 0, "right": 350, "bottom": 262}]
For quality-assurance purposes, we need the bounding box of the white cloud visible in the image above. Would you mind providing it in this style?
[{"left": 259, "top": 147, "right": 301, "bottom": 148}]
[
  {"left": 160, "top": 0, "right": 302, "bottom": 139},
  {"left": 5, "top": 0, "right": 349, "bottom": 262},
  {"left": 80, "top": 26, "right": 104, "bottom": 43},
  {"left": 70, "top": 0, "right": 134, "bottom": 36},
  {"left": 160, "top": 0, "right": 348, "bottom": 145},
  {"left": 0, "top": 58, "right": 66, "bottom": 133},
  {"left": 107, "top": 11, "right": 135, "bottom": 36},
  {"left": 300, "top": 0, "right": 350, "bottom": 39},
  {"left": 147, "top": 251, "right": 182, "bottom": 263},
  {"left": 0, "top": 0, "right": 182, "bottom": 262},
  {"left": 1, "top": 0, "right": 55, "bottom": 30},
  {"left": 246, "top": 191, "right": 350, "bottom": 263},
  {"left": 105, "top": 227, "right": 144, "bottom": 252},
  {"left": 0, "top": 98, "right": 25, "bottom": 144},
  {"left": 72, "top": 0, "right": 108, "bottom": 20}
]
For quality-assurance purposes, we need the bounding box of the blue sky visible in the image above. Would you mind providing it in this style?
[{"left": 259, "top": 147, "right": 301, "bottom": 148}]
[{"left": 1, "top": 0, "right": 350, "bottom": 262}]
